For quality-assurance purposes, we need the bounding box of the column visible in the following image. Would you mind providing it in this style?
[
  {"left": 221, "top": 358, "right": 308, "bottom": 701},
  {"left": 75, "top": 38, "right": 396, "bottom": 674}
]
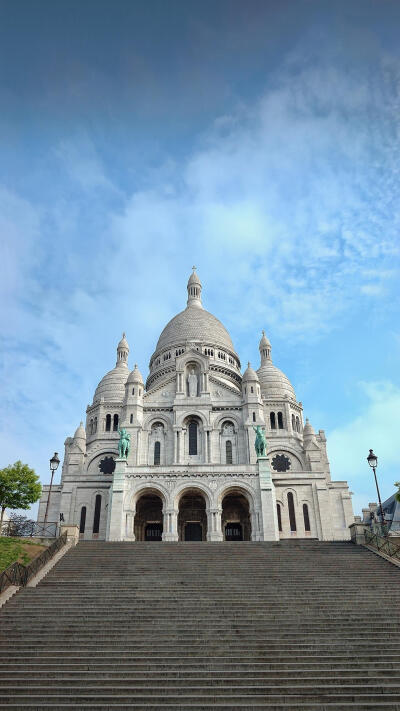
[
  {"left": 125, "top": 510, "right": 135, "bottom": 540},
  {"left": 258, "top": 456, "right": 279, "bottom": 541},
  {"left": 181, "top": 428, "right": 186, "bottom": 463},
  {"left": 207, "top": 507, "right": 223, "bottom": 541},
  {"left": 163, "top": 508, "right": 179, "bottom": 542},
  {"left": 106, "top": 458, "right": 127, "bottom": 541}
]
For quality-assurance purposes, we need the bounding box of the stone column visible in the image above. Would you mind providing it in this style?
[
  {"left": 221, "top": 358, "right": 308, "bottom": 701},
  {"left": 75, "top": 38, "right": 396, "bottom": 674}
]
[
  {"left": 106, "top": 458, "right": 127, "bottom": 541},
  {"left": 163, "top": 508, "right": 179, "bottom": 542},
  {"left": 181, "top": 428, "right": 187, "bottom": 463},
  {"left": 251, "top": 509, "right": 262, "bottom": 541},
  {"left": 258, "top": 456, "right": 279, "bottom": 541},
  {"left": 125, "top": 510, "right": 135, "bottom": 540},
  {"left": 207, "top": 507, "right": 223, "bottom": 542},
  {"left": 315, "top": 485, "right": 334, "bottom": 540}
]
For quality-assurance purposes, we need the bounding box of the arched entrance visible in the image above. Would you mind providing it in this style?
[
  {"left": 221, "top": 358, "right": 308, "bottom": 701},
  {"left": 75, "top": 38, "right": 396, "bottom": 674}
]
[
  {"left": 134, "top": 492, "right": 163, "bottom": 541},
  {"left": 222, "top": 491, "right": 251, "bottom": 541},
  {"left": 178, "top": 489, "right": 207, "bottom": 541}
]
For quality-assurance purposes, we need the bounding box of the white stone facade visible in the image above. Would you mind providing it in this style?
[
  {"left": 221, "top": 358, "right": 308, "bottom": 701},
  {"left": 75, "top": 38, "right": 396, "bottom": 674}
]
[{"left": 37, "top": 269, "right": 354, "bottom": 542}]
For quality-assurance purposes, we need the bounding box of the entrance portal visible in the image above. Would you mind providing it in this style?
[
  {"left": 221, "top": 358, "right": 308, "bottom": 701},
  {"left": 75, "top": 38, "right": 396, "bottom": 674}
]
[
  {"left": 178, "top": 490, "right": 207, "bottom": 541},
  {"left": 225, "top": 522, "right": 243, "bottom": 541},
  {"left": 222, "top": 492, "right": 251, "bottom": 541},
  {"left": 184, "top": 522, "right": 202, "bottom": 541},
  {"left": 145, "top": 523, "right": 163, "bottom": 541},
  {"left": 134, "top": 493, "right": 163, "bottom": 541}
]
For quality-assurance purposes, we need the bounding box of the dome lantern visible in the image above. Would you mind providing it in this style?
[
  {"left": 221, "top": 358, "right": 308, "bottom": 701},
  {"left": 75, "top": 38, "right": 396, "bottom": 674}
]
[
  {"left": 187, "top": 266, "right": 203, "bottom": 309},
  {"left": 116, "top": 332, "right": 129, "bottom": 368},
  {"left": 259, "top": 330, "right": 271, "bottom": 365}
]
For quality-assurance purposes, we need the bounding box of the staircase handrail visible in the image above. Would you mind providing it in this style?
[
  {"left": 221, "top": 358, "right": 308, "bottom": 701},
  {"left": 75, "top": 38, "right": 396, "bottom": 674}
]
[
  {"left": 364, "top": 528, "right": 400, "bottom": 561},
  {"left": 0, "top": 531, "right": 68, "bottom": 594}
]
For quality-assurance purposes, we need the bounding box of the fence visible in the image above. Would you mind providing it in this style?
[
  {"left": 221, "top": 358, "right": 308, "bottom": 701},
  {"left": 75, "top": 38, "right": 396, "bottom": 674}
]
[
  {"left": 1, "top": 521, "right": 58, "bottom": 538},
  {"left": 0, "top": 531, "right": 68, "bottom": 594},
  {"left": 364, "top": 528, "right": 400, "bottom": 562}
]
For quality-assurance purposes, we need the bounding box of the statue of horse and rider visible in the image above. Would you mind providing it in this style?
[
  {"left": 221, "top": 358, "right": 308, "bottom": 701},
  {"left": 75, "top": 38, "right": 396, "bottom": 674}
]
[
  {"left": 253, "top": 425, "right": 267, "bottom": 457},
  {"left": 118, "top": 427, "right": 131, "bottom": 459}
]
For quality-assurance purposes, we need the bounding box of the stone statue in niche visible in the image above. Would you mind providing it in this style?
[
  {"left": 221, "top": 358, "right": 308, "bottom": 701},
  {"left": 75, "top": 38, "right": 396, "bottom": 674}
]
[{"left": 187, "top": 368, "right": 198, "bottom": 397}]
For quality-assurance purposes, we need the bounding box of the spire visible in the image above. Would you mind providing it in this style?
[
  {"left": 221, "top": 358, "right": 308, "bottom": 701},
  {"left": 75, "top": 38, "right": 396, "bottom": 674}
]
[
  {"left": 303, "top": 418, "right": 316, "bottom": 443},
  {"left": 116, "top": 332, "right": 129, "bottom": 368},
  {"left": 259, "top": 330, "right": 271, "bottom": 365},
  {"left": 187, "top": 266, "right": 203, "bottom": 309}
]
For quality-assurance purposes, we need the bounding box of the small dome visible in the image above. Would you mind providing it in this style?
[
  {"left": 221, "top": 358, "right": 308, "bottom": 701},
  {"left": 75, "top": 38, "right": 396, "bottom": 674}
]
[
  {"left": 242, "top": 362, "right": 259, "bottom": 382},
  {"left": 127, "top": 364, "right": 144, "bottom": 384},
  {"left": 118, "top": 332, "right": 129, "bottom": 351},
  {"left": 94, "top": 366, "right": 129, "bottom": 403},
  {"left": 74, "top": 422, "right": 86, "bottom": 440},
  {"left": 257, "top": 361, "right": 296, "bottom": 399}
]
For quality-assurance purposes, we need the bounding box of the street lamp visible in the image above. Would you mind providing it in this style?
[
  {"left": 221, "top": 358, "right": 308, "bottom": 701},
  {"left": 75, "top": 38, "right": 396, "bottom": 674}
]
[
  {"left": 43, "top": 452, "right": 60, "bottom": 531},
  {"left": 367, "top": 449, "right": 386, "bottom": 536}
]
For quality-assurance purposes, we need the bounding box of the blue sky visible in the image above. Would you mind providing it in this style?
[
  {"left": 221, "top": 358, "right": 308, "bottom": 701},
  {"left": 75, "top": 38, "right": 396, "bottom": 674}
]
[{"left": 1, "top": 0, "right": 400, "bottom": 518}]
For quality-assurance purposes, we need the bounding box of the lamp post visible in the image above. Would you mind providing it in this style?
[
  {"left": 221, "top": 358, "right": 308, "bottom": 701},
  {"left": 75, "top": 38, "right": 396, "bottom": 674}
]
[
  {"left": 367, "top": 449, "right": 386, "bottom": 537},
  {"left": 43, "top": 452, "right": 60, "bottom": 531}
]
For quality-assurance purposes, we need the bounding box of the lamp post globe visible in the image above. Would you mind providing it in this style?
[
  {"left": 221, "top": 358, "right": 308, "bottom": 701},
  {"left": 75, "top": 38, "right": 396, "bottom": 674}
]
[
  {"left": 50, "top": 452, "right": 60, "bottom": 473},
  {"left": 43, "top": 452, "right": 60, "bottom": 531}
]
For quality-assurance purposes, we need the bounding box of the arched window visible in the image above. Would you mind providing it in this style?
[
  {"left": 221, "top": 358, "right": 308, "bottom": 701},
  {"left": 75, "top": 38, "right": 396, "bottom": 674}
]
[
  {"left": 296, "top": 416, "right": 300, "bottom": 433},
  {"left": 79, "top": 506, "right": 86, "bottom": 534},
  {"left": 287, "top": 492, "right": 296, "bottom": 532},
  {"left": 252, "top": 412, "right": 256, "bottom": 422},
  {"left": 113, "top": 414, "right": 119, "bottom": 431},
  {"left": 94, "top": 417, "right": 97, "bottom": 433},
  {"left": 93, "top": 495, "right": 101, "bottom": 534},
  {"left": 89, "top": 419, "right": 93, "bottom": 434},
  {"left": 270, "top": 412, "right": 276, "bottom": 429},
  {"left": 278, "top": 412, "right": 284, "bottom": 429},
  {"left": 132, "top": 387, "right": 135, "bottom": 395},
  {"left": 292, "top": 413, "right": 295, "bottom": 430},
  {"left": 226, "top": 440, "right": 233, "bottom": 465},
  {"left": 303, "top": 503, "right": 311, "bottom": 532},
  {"left": 188, "top": 421, "right": 198, "bottom": 455},
  {"left": 251, "top": 386, "right": 254, "bottom": 393},
  {"left": 154, "top": 441, "right": 161, "bottom": 465},
  {"left": 130, "top": 414, "right": 133, "bottom": 424},
  {"left": 276, "top": 504, "right": 282, "bottom": 532},
  {"left": 105, "top": 414, "right": 111, "bottom": 432}
]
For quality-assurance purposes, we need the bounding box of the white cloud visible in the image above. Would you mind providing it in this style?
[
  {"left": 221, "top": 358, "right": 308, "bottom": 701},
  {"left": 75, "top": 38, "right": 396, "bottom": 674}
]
[{"left": 328, "top": 381, "right": 400, "bottom": 513}]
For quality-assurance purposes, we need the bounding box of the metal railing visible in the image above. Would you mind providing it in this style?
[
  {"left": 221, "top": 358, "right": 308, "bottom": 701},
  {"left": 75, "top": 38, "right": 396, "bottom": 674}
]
[
  {"left": 364, "top": 528, "right": 400, "bottom": 562},
  {"left": 0, "top": 531, "right": 68, "bottom": 594},
  {"left": 1, "top": 521, "right": 58, "bottom": 538}
]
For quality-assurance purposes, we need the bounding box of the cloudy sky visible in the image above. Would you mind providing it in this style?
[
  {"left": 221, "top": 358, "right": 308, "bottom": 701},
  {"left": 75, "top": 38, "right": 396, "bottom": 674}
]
[{"left": 1, "top": 0, "right": 399, "bottom": 517}]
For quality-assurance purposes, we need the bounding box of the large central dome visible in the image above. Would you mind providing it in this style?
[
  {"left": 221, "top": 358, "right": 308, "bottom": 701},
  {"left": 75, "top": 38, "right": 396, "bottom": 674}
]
[
  {"left": 156, "top": 307, "right": 235, "bottom": 352},
  {"left": 146, "top": 269, "right": 241, "bottom": 391},
  {"left": 155, "top": 268, "right": 237, "bottom": 355}
]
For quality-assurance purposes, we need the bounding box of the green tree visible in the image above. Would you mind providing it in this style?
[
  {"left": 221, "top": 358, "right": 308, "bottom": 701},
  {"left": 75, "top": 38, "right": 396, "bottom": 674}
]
[
  {"left": 395, "top": 482, "right": 400, "bottom": 504},
  {"left": 0, "top": 461, "right": 41, "bottom": 531}
]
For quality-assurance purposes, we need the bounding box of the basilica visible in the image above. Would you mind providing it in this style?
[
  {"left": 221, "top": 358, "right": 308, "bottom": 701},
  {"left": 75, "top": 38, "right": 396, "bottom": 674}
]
[{"left": 37, "top": 269, "right": 354, "bottom": 542}]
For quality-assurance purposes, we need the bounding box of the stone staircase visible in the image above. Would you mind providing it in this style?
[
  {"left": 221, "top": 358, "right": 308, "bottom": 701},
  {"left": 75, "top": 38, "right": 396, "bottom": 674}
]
[{"left": 0, "top": 540, "right": 400, "bottom": 709}]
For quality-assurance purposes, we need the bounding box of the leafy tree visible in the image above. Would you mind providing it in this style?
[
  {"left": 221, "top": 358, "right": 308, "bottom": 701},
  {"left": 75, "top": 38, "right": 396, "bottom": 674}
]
[
  {"left": 395, "top": 482, "right": 400, "bottom": 504},
  {"left": 0, "top": 461, "right": 41, "bottom": 532}
]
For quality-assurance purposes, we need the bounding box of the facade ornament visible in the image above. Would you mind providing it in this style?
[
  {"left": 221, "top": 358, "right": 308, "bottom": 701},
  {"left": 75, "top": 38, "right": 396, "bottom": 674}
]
[
  {"left": 118, "top": 427, "right": 131, "bottom": 459},
  {"left": 253, "top": 425, "right": 267, "bottom": 457}
]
